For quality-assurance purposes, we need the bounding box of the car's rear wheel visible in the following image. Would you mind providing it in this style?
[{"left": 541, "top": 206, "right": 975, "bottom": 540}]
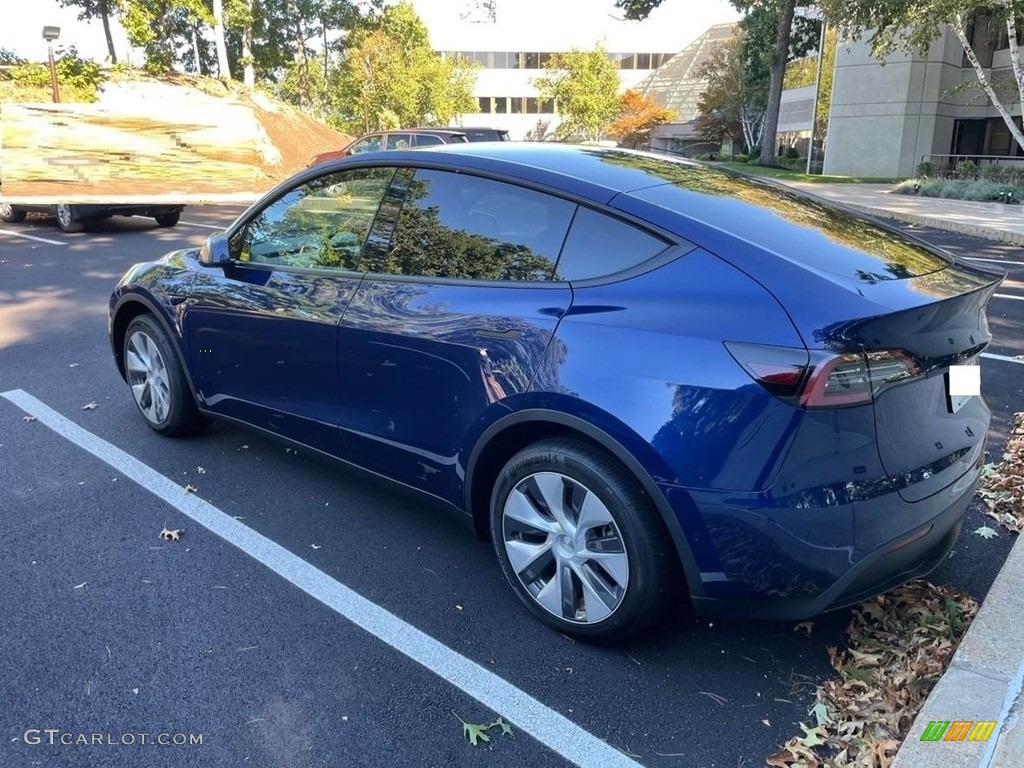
[
  {"left": 0, "top": 202, "right": 26, "bottom": 223},
  {"left": 55, "top": 204, "right": 84, "bottom": 233},
  {"left": 155, "top": 212, "right": 180, "bottom": 227},
  {"left": 123, "top": 314, "right": 207, "bottom": 436},
  {"left": 490, "top": 437, "right": 673, "bottom": 643}
]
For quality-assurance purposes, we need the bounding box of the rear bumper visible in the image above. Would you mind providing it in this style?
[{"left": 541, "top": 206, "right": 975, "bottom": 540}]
[
  {"left": 688, "top": 468, "right": 977, "bottom": 620},
  {"left": 72, "top": 204, "right": 184, "bottom": 219}
]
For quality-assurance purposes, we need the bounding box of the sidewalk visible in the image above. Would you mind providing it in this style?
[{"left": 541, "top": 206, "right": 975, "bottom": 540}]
[
  {"left": 783, "top": 180, "right": 1024, "bottom": 765},
  {"left": 781, "top": 182, "right": 1024, "bottom": 246}
]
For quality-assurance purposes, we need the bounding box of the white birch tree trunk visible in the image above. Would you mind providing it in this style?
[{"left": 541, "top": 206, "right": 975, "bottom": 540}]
[
  {"left": 213, "top": 0, "right": 232, "bottom": 80},
  {"left": 953, "top": 14, "right": 1024, "bottom": 150}
]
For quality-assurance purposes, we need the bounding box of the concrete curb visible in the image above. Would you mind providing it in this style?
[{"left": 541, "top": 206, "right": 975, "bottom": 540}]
[
  {"left": 831, "top": 201, "right": 1024, "bottom": 248},
  {"left": 892, "top": 528, "right": 1024, "bottom": 767}
]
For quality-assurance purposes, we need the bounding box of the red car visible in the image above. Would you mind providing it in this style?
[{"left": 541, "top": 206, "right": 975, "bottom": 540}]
[{"left": 307, "top": 129, "right": 468, "bottom": 167}]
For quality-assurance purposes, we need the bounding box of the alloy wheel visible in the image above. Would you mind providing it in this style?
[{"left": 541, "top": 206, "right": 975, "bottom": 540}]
[
  {"left": 501, "top": 471, "right": 630, "bottom": 625},
  {"left": 125, "top": 330, "right": 172, "bottom": 424},
  {"left": 57, "top": 205, "right": 74, "bottom": 230}
]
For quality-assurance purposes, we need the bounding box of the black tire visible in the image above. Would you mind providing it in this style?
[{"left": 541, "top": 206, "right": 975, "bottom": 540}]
[
  {"left": 55, "top": 204, "right": 84, "bottom": 233},
  {"left": 122, "top": 314, "right": 208, "bottom": 436},
  {"left": 155, "top": 212, "right": 181, "bottom": 227},
  {"left": 0, "top": 202, "right": 26, "bottom": 223},
  {"left": 490, "top": 436, "right": 674, "bottom": 643}
]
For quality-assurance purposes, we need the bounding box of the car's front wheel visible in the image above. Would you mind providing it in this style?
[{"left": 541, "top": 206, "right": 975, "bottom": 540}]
[
  {"left": 55, "top": 204, "right": 84, "bottom": 233},
  {"left": 490, "top": 437, "right": 674, "bottom": 643},
  {"left": 155, "top": 212, "right": 180, "bottom": 227},
  {"left": 123, "top": 314, "right": 207, "bottom": 436},
  {"left": 0, "top": 202, "right": 26, "bottom": 223}
]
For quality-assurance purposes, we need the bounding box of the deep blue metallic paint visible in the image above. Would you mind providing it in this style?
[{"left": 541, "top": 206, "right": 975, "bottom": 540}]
[{"left": 108, "top": 144, "right": 1006, "bottom": 620}]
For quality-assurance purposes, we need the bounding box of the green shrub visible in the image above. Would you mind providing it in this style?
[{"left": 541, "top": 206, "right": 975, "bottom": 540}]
[
  {"left": 981, "top": 162, "right": 1004, "bottom": 181},
  {"left": 957, "top": 160, "right": 978, "bottom": 178},
  {"left": 10, "top": 47, "right": 104, "bottom": 101},
  {"left": 784, "top": 146, "right": 800, "bottom": 159},
  {"left": 919, "top": 178, "right": 946, "bottom": 197},
  {"left": 893, "top": 180, "right": 919, "bottom": 195},
  {"left": 915, "top": 160, "right": 934, "bottom": 177}
]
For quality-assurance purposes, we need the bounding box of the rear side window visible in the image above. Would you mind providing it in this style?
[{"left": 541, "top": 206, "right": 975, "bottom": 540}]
[
  {"left": 414, "top": 134, "right": 444, "bottom": 146},
  {"left": 555, "top": 207, "right": 671, "bottom": 280},
  {"left": 377, "top": 169, "right": 576, "bottom": 281}
]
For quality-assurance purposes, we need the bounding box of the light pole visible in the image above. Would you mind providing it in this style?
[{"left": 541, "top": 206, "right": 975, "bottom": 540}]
[{"left": 42, "top": 26, "right": 61, "bottom": 103}]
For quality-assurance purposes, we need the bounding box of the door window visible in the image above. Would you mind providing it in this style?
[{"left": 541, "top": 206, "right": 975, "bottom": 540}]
[
  {"left": 413, "top": 133, "right": 445, "bottom": 146},
  {"left": 370, "top": 169, "right": 576, "bottom": 281},
  {"left": 348, "top": 135, "right": 382, "bottom": 154},
  {"left": 229, "top": 167, "right": 396, "bottom": 270},
  {"left": 386, "top": 133, "right": 414, "bottom": 150}
]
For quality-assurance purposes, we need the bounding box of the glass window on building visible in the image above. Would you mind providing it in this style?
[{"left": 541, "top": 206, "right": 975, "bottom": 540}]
[
  {"left": 541, "top": 98, "right": 555, "bottom": 113},
  {"left": 619, "top": 53, "right": 636, "bottom": 70},
  {"left": 495, "top": 97, "right": 508, "bottom": 114},
  {"left": 478, "top": 97, "right": 492, "bottom": 114},
  {"left": 526, "top": 97, "right": 538, "bottom": 114},
  {"left": 511, "top": 97, "right": 523, "bottom": 114},
  {"left": 539, "top": 52, "right": 552, "bottom": 67},
  {"left": 492, "top": 51, "right": 509, "bottom": 68},
  {"left": 636, "top": 53, "right": 651, "bottom": 69}
]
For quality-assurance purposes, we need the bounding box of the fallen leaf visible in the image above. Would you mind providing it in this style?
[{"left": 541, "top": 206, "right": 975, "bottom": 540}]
[
  {"left": 197, "top": 466, "right": 206, "bottom": 474},
  {"left": 762, "top": 719, "right": 771, "bottom": 726},
  {"left": 310, "top": 544, "right": 321, "bottom": 550},
  {"left": 159, "top": 528, "right": 183, "bottom": 542},
  {"left": 490, "top": 717, "right": 513, "bottom": 737},
  {"left": 794, "top": 621, "right": 814, "bottom": 635},
  {"left": 974, "top": 525, "right": 999, "bottom": 540},
  {"left": 82, "top": 402, "right": 98, "bottom": 410},
  {"left": 22, "top": 415, "right": 36, "bottom": 422},
  {"left": 810, "top": 701, "right": 833, "bottom": 727},
  {"left": 73, "top": 582, "right": 87, "bottom": 589},
  {"left": 463, "top": 722, "right": 490, "bottom": 746},
  {"left": 797, "top": 723, "right": 827, "bottom": 748},
  {"left": 184, "top": 484, "right": 198, "bottom": 494}
]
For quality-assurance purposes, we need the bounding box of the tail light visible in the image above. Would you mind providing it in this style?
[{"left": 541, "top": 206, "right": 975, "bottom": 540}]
[{"left": 724, "top": 342, "right": 922, "bottom": 409}]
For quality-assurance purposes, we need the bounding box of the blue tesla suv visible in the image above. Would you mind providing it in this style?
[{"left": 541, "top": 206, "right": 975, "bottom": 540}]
[{"left": 108, "top": 144, "right": 1004, "bottom": 642}]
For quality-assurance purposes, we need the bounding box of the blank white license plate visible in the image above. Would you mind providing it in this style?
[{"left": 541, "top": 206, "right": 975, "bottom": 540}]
[{"left": 946, "top": 364, "right": 980, "bottom": 413}]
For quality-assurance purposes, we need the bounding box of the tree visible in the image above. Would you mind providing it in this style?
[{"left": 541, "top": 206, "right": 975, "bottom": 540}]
[
  {"left": 616, "top": 0, "right": 820, "bottom": 165},
  {"left": 58, "top": 0, "right": 120, "bottom": 63},
  {"left": 695, "top": 32, "right": 767, "bottom": 151},
  {"left": 820, "top": 0, "right": 1024, "bottom": 153},
  {"left": 119, "top": 0, "right": 212, "bottom": 72},
  {"left": 212, "top": 0, "right": 231, "bottom": 78},
  {"left": 334, "top": 2, "right": 477, "bottom": 133},
  {"left": 607, "top": 89, "right": 676, "bottom": 148},
  {"left": 532, "top": 44, "right": 621, "bottom": 141}
]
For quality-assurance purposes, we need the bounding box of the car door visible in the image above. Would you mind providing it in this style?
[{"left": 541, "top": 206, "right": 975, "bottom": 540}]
[
  {"left": 337, "top": 167, "right": 577, "bottom": 504},
  {"left": 385, "top": 132, "right": 414, "bottom": 150},
  {"left": 182, "top": 165, "right": 397, "bottom": 453},
  {"left": 347, "top": 135, "right": 383, "bottom": 155}
]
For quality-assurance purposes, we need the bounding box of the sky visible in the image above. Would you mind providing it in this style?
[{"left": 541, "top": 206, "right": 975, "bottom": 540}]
[{"left": 0, "top": 0, "right": 741, "bottom": 65}]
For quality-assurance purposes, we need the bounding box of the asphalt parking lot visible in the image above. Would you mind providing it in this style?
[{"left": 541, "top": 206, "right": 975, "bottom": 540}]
[{"left": 1, "top": 207, "right": 1022, "bottom": 768}]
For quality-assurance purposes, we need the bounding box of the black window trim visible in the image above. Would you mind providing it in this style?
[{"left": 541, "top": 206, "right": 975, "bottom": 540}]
[{"left": 223, "top": 157, "right": 696, "bottom": 287}]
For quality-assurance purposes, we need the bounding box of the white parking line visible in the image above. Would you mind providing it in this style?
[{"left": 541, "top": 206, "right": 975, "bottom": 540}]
[
  {"left": 179, "top": 220, "right": 228, "bottom": 230},
  {"left": 0, "top": 388, "right": 641, "bottom": 768},
  {"left": 993, "top": 293, "right": 1024, "bottom": 301},
  {"left": 962, "top": 257, "right": 1024, "bottom": 266},
  {"left": 982, "top": 352, "right": 1024, "bottom": 364},
  {"left": 0, "top": 229, "right": 67, "bottom": 245}
]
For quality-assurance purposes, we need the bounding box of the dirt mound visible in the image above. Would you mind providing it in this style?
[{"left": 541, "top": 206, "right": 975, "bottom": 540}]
[{"left": 1, "top": 71, "right": 354, "bottom": 202}]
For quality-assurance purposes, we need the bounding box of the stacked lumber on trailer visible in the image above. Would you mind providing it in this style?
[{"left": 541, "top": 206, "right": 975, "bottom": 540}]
[{"left": 0, "top": 102, "right": 283, "bottom": 203}]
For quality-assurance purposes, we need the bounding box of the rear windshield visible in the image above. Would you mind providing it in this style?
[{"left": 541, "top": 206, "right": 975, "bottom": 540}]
[{"left": 604, "top": 152, "right": 951, "bottom": 281}]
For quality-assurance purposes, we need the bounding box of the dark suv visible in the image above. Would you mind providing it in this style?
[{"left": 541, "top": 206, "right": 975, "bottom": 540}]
[
  {"left": 452, "top": 127, "right": 511, "bottom": 142},
  {"left": 307, "top": 129, "right": 468, "bottom": 167}
]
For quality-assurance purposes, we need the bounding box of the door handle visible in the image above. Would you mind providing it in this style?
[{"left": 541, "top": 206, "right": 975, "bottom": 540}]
[{"left": 473, "top": 328, "right": 521, "bottom": 340}]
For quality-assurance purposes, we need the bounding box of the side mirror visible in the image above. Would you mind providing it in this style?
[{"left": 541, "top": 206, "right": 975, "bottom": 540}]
[{"left": 199, "top": 232, "right": 231, "bottom": 267}]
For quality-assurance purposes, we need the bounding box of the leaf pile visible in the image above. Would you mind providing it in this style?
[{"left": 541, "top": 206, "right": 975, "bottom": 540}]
[
  {"left": 767, "top": 581, "right": 978, "bottom": 768},
  {"left": 979, "top": 411, "right": 1024, "bottom": 533}
]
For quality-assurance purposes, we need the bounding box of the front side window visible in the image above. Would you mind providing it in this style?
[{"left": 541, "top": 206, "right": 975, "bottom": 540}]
[
  {"left": 229, "top": 167, "right": 396, "bottom": 270},
  {"left": 370, "top": 169, "right": 576, "bottom": 281},
  {"left": 348, "top": 135, "right": 382, "bottom": 154}
]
